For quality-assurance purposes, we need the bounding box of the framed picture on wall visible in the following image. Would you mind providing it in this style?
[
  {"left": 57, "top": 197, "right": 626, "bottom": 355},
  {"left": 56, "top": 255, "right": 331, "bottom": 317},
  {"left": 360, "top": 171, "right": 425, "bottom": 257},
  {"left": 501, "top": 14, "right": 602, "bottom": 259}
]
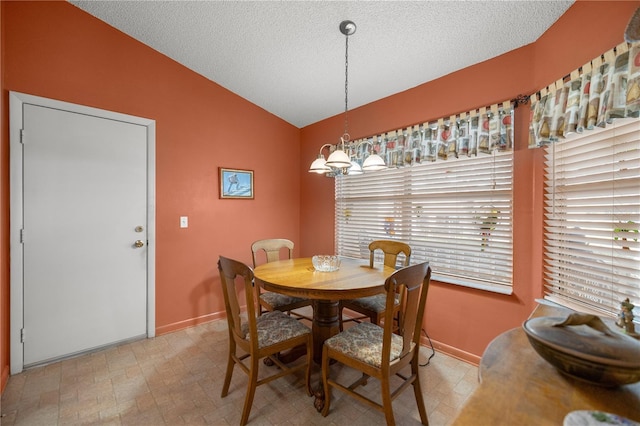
[{"left": 219, "top": 167, "right": 254, "bottom": 199}]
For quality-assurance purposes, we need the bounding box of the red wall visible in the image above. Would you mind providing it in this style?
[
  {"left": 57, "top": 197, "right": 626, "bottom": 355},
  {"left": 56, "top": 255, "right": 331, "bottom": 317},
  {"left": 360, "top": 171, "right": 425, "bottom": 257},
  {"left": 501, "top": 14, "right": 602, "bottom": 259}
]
[
  {"left": 1, "top": 0, "right": 638, "bottom": 393},
  {"left": 0, "top": 0, "right": 301, "bottom": 391},
  {"left": 300, "top": 1, "right": 640, "bottom": 361}
]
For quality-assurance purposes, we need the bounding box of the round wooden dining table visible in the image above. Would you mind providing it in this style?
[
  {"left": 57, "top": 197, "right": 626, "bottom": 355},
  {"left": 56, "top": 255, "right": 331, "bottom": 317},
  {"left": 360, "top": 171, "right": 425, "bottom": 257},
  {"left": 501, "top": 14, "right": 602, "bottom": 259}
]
[
  {"left": 253, "top": 256, "right": 395, "bottom": 364},
  {"left": 254, "top": 256, "right": 395, "bottom": 411}
]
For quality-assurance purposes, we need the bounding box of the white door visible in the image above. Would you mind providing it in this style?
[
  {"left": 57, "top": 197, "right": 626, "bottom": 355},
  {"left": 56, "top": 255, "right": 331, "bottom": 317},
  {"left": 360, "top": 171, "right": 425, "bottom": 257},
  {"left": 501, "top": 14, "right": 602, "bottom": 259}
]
[{"left": 10, "top": 92, "right": 156, "bottom": 371}]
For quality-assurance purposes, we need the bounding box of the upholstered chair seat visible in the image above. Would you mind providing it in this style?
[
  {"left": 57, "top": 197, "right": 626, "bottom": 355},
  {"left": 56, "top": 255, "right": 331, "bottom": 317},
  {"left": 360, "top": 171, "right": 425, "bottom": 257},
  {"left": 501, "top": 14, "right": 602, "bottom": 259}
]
[
  {"left": 346, "top": 293, "right": 400, "bottom": 315},
  {"left": 324, "top": 322, "right": 405, "bottom": 368},
  {"left": 240, "top": 310, "right": 310, "bottom": 347},
  {"left": 259, "top": 292, "right": 309, "bottom": 312}
]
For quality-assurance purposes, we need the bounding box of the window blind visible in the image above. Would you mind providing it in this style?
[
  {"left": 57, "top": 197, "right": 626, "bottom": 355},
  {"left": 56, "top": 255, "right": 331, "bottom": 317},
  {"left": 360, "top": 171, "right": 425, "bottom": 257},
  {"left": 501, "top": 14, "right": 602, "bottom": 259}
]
[
  {"left": 544, "top": 117, "right": 640, "bottom": 320},
  {"left": 335, "top": 150, "right": 513, "bottom": 292}
]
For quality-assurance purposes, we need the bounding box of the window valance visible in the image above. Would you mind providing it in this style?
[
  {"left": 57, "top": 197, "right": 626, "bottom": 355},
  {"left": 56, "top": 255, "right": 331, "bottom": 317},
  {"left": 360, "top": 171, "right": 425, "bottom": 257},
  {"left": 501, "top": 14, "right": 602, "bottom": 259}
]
[
  {"left": 529, "top": 42, "right": 640, "bottom": 148},
  {"left": 337, "top": 101, "right": 515, "bottom": 170}
]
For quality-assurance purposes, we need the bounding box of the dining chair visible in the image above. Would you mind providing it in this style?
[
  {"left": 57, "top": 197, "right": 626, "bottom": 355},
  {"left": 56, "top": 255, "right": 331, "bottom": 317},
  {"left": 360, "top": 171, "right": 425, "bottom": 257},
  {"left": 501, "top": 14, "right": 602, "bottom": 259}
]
[
  {"left": 321, "top": 262, "right": 431, "bottom": 426},
  {"left": 251, "top": 238, "right": 312, "bottom": 321},
  {"left": 339, "top": 240, "right": 411, "bottom": 331},
  {"left": 218, "top": 256, "right": 313, "bottom": 425}
]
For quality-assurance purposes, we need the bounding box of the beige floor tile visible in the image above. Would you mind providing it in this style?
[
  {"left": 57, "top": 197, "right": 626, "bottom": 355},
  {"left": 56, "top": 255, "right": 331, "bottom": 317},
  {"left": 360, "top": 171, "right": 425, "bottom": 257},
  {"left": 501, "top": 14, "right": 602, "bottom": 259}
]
[{"left": 1, "top": 318, "right": 478, "bottom": 425}]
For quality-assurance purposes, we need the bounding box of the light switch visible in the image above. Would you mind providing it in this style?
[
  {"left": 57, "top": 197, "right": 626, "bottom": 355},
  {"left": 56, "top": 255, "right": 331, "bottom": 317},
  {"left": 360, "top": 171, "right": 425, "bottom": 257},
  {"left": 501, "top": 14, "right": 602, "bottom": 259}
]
[{"left": 180, "top": 216, "right": 188, "bottom": 228}]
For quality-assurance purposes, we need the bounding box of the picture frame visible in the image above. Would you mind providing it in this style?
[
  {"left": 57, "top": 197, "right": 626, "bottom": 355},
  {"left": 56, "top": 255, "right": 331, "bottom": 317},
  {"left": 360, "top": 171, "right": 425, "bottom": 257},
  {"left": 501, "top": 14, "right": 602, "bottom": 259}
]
[{"left": 219, "top": 167, "right": 254, "bottom": 199}]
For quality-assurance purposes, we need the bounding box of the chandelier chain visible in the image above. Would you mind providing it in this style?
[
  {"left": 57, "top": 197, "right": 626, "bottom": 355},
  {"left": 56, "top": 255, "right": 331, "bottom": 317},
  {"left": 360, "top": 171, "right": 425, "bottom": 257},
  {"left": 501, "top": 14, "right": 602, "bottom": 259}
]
[{"left": 344, "top": 33, "right": 349, "bottom": 138}]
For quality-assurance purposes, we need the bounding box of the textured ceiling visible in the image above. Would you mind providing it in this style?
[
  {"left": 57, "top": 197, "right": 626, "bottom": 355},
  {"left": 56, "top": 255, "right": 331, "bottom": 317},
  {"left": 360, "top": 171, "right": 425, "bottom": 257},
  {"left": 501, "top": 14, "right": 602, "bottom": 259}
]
[{"left": 69, "top": 1, "right": 574, "bottom": 128}]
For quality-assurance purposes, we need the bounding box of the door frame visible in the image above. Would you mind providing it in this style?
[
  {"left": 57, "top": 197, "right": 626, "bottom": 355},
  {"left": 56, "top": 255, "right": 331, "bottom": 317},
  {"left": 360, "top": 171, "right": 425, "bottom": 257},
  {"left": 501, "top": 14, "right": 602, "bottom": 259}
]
[{"left": 9, "top": 91, "right": 156, "bottom": 374}]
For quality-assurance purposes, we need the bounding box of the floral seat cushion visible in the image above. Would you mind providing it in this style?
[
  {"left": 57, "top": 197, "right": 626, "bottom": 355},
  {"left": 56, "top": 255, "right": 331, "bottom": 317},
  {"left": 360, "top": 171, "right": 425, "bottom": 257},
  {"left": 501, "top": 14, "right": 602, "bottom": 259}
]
[
  {"left": 241, "top": 310, "right": 310, "bottom": 348},
  {"left": 260, "top": 291, "right": 307, "bottom": 309},
  {"left": 324, "top": 322, "right": 406, "bottom": 368},
  {"left": 348, "top": 293, "right": 399, "bottom": 313}
]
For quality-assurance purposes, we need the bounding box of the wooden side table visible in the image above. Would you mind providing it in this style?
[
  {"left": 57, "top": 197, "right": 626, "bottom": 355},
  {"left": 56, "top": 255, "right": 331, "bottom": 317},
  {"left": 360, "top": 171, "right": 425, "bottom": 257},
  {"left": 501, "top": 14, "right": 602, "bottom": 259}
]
[{"left": 452, "top": 303, "right": 640, "bottom": 425}]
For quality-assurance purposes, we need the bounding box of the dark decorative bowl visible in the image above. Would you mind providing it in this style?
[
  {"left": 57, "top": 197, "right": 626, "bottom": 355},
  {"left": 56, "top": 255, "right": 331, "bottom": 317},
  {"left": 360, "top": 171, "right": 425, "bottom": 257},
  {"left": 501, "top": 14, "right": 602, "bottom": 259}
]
[{"left": 522, "top": 313, "right": 640, "bottom": 387}]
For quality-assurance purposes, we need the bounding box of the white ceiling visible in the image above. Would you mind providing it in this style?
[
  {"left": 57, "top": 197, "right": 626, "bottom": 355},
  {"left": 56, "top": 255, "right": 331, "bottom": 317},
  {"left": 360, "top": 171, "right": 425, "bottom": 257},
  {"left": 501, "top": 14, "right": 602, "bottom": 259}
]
[{"left": 69, "top": 0, "right": 574, "bottom": 128}]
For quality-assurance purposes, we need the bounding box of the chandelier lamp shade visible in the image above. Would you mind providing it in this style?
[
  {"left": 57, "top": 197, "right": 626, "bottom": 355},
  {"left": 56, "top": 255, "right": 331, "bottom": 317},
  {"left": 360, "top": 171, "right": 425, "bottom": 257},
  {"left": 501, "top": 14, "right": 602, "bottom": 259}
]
[
  {"left": 360, "top": 141, "right": 387, "bottom": 171},
  {"left": 349, "top": 160, "right": 363, "bottom": 175},
  {"left": 308, "top": 20, "right": 387, "bottom": 177},
  {"left": 325, "top": 137, "right": 353, "bottom": 169},
  {"left": 308, "top": 144, "right": 332, "bottom": 174}
]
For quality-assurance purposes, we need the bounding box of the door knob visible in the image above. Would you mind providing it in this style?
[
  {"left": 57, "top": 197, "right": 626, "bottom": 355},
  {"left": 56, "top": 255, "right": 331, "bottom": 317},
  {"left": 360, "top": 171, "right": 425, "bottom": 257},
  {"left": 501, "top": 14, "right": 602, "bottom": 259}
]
[{"left": 134, "top": 240, "right": 145, "bottom": 248}]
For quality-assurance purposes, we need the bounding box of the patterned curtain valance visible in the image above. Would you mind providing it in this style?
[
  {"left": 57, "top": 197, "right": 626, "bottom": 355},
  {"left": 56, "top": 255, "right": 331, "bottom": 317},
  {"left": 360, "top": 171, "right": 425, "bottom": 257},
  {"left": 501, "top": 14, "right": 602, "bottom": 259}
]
[
  {"left": 529, "top": 42, "right": 640, "bottom": 148},
  {"left": 336, "top": 101, "right": 514, "bottom": 170}
]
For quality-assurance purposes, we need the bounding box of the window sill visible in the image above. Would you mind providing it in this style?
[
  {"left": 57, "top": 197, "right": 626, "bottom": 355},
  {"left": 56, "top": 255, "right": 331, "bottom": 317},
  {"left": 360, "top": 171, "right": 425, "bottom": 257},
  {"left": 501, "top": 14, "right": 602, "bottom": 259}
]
[{"left": 432, "top": 273, "right": 513, "bottom": 295}]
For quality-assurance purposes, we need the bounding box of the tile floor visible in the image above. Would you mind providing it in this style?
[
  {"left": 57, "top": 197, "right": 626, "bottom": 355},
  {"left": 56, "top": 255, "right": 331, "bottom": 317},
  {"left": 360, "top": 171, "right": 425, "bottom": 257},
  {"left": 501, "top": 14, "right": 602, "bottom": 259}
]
[{"left": 1, "top": 317, "right": 478, "bottom": 425}]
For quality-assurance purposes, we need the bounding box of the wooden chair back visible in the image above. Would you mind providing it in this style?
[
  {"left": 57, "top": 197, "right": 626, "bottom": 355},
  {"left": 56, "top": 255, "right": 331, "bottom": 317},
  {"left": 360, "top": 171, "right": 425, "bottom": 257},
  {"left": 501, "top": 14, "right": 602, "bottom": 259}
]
[
  {"left": 382, "top": 262, "right": 431, "bottom": 365},
  {"left": 368, "top": 240, "right": 411, "bottom": 269},
  {"left": 321, "top": 261, "right": 432, "bottom": 425},
  {"left": 218, "top": 256, "right": 259, "bottom": 350},
  {"left": 218, "top": 255, "right": 313, "bottom": 425},
  {"left": 251, "top": 238, "right": 294, "bottom": 266}
]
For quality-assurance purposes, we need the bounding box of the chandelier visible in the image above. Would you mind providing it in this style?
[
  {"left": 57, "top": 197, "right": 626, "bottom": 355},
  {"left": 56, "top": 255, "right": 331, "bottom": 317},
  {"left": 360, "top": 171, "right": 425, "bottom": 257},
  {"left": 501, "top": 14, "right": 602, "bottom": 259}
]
[{"left": 308, "top": 20, "right": 386, "bottom": 177}]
